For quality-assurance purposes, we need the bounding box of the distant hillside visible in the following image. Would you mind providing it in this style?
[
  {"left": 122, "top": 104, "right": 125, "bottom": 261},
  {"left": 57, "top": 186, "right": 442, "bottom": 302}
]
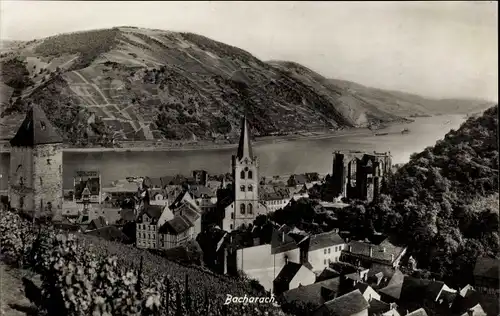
[
  {"left": 0, "top": 27, "right": 494, "bottom": 147},
  {"left": 327, "top": 77, "right": 494, "bottom": 117}
]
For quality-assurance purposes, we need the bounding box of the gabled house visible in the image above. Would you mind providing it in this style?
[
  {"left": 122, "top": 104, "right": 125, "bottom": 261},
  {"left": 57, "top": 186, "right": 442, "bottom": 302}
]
[
  {"left": 298, "top": 230, "right": 346, "bottom": 272},
  {"left": 282, "top": 277, "right": 343, "bottom": 308},
  {"left": 226, "top": 227, "right": 301, "bottom": 292},
  {"left": 273, "top": 262, "right": 316, "bottom": 294},
  {"left": 157, "top": 192, "right": 202, "bottom": 250},
  {"left": 341, "top": 238, "right": 406, "bottom": 270},
  {"left": 313, "top": 289, "right": 370, "bottom": 316},
  {"left": 136, "top": 204, "right": 163, "bottom": 249},
  {"left": 260, "top": 186, "right": 292, "bottom": 212}
]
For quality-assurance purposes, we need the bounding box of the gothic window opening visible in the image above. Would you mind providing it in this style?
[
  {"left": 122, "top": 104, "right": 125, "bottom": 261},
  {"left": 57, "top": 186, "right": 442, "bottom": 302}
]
[
  {"left": 248, "top": 184, "right": 253, "bottom": 191},
  {"left": 248, "top": 170, "right": 253, "bottom": 179},
  {"left": 40, "top": 121, "right": 46, "bottom": 130},
  {"left": 240, "top": 185, "right": 245, "bottom": 192},
  {"left": 40, "top": 177, "right": 43, "bottom": 186},
  {"left": 240, "top": 203, "right": 246, "bottom": 214},
  {"left": 231, "top": 212, "right": 234, "bottom": 219},
  {"left": 248, "top": 203, "right": 253, "bottom": 214},
  {"left": 19, "top": 196, "right": 24, "bottom": 209},
  {"left": 16, "top": 164, "right": 22, "bottom": 173},
  {"left": 240, "top": 170, "right": 245, "bottom": 179}
]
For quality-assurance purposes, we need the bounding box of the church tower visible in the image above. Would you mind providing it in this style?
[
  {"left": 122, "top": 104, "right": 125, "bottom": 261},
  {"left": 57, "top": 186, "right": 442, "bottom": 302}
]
[
  {"left": 9, "top": 104, "right": 63, "bottom": 218},
  {"left": 231, "top": 116, "right": 259, "bottom": 229}
]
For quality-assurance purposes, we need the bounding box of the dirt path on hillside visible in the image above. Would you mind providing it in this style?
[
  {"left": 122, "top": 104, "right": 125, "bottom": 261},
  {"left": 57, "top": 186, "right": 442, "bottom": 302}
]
[{"left": 0, "top": 263, "right": 39, "bottom": 316}]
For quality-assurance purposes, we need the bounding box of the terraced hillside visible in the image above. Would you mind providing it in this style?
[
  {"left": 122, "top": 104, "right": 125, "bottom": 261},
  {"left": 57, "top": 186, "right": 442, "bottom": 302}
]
[{"left": 0, "top": 27, "right": 494, "bottom": 147}]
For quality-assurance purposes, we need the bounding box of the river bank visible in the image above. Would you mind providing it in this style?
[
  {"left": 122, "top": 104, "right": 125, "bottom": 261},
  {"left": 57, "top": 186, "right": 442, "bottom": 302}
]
[{"left": 61, "top": 126, "right": 398, "bottom": 153}]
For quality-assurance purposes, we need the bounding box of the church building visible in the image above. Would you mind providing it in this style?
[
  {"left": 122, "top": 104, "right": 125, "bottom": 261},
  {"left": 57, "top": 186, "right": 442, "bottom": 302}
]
[
  {"left": 214, "top": 116, "right": 268, "bottom": 231},
  {"left": 8, "top": 104, "right": 63, "bottom": 218}
]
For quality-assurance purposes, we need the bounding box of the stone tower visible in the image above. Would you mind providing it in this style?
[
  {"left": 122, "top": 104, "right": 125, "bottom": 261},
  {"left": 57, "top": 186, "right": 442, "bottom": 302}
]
[
  {"left": 9, "top": 104, "right": 63, "bottom": 218},
  {"left": 231, "top": 116, "right": 259, "bottom": 227}
]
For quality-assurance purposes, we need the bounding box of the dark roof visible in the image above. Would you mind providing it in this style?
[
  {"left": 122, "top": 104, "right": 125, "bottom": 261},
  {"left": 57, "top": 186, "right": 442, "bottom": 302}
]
[
  {"left": 473, "top": 257, "right": 499, "bottom": 280},
  {"left": 368, "top": 298, "right": 392, "bottom": 315},
  {"left": 89, "top": 217, "right": 107, "bottom": 229},
  {"left": 400, "top": 277, "right": 445, "bottom": 302},
  {"left": 308, "top": 231, "right": 345, "bottom": 252},
  {"left": 289, "top": 174, "right": 308, "bottom": 185},
  {"left": 283, "top": 277, "right": 341, "bottom": 306},
  {"left": 86, "top": 226, "right": 130, "bottom": 242},
  {"left": 141, "top": 204, "right": 163, "bottom": 220},
  {"left": 120, "top": 209, "right": 136, "bottom": 222},
  {"left": 317, "top": 289, "right": 369, "bottom": 316},
  {"left": 406, "top": 308, "right": 428, "bottom": 316},
  {"left": 274, "top": 262, "right": 302, "bottom": 286},
  {"left": 10, "top": 104, "right": 63, "bottom": 147},
  {"left": 189, "top": 185, "right": 216, "bottom": 198},
  {"left": 161, "top": 216, "right": 192, "bottom": 235},
  {"left": 344, "top": 239, "right": 406, "bottom": 264},
  {"left": 259, "top": 186, "right": 291, "bottom": 201},
  {"left": 271, "top": 229, "right": 299, "bottom": 254},
  {"left": 438, "top": 289, "right": 457, "bottom": 305},
  {"left": 236, "top": 115, "right": 253, "bottom": 160},
  {"left": 379, "top": 282, "right": 404, "bottom": 300},
  {"left": 355, "top": 282, "right": 371, "bottom": 294},
  {"left": 317, "top": 267, "right": 340, "bottom": 282}
]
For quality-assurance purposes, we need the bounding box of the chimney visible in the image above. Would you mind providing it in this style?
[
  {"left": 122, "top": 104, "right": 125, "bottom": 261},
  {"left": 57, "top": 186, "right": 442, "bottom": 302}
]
[{"left": 369, "top": 246, "right": 373, "bottom": 257}]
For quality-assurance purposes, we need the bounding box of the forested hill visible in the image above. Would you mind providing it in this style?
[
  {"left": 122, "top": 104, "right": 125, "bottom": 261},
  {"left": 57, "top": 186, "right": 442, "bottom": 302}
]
[{"left": 371, "top": 105, "right": 498, "bottom": 286}]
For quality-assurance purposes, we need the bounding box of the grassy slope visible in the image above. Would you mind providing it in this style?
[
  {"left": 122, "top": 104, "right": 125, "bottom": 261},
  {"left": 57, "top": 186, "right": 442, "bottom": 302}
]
[{"left": 0, "top": 27, "right": 495, "bottom": 147}]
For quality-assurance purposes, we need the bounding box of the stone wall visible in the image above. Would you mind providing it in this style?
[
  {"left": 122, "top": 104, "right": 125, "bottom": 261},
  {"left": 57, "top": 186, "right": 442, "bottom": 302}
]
[
  {"left": 33, "top": 143, "right": 63, "bottom": 216},
  {"left": 8, "top": 146, "right": 34, "bottom": 211}
]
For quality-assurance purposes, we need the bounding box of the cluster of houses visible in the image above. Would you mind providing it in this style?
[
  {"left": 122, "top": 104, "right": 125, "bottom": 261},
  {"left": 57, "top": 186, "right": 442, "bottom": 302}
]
[{"left": 4, "top": 107, "right": 499, "bottom": 316}]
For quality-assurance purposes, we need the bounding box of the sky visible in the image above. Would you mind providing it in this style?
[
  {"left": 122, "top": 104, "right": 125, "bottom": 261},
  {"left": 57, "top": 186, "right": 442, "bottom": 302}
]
[{"left": 0, "top": 1, "right": 497, "bottom": 101}]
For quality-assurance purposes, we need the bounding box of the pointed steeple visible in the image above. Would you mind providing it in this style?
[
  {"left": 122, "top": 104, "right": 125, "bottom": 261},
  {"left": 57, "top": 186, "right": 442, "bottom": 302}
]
[
  {"left": 10, "top": 104, "right": 63, "bottom": 147},
  {"left": 236, "top": 115, "right": 253, "bottom": 160}
]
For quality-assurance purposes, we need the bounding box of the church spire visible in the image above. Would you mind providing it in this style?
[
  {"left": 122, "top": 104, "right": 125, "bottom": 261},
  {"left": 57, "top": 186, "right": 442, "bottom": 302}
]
[{"left": 236, "top": 115, "right": 253, "bottom": 160}]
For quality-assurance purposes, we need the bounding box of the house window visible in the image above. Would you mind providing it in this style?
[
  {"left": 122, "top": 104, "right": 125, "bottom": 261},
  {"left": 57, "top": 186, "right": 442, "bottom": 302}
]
[
  {"left": 324, "top": 249, "right": 327, "bottom": 254},
  {"left": 230, "top": 224, "right": 233, "bottom": 230},
  {"left": 328, "top": 248, "right": 331, "bottom": 254},
  {"left": 248, "top": 204, "right": 253, "bottom": 214},
  {"left": 328, "top": 258, "right": 331, "bottom": 264},
  {"left": 40, "top": 121, "right": 46, "bottom": 130},
  {"left": 40, "top": 177, "right": 43, "bottom": 186},
  {"left": 240, "top": 171, "right": 245, "bottom": 179},
  {"left": 324, "top": 259, "right": 327, "bottom": 265},
  {"left": 240, "top": 185, "right": 245, "bottom": 192},
  {"left": 231, "top": 212, "right": 234, "bottom": 219},
  {"left": 248, "top": 170, "right": 253, "bottom": 179},
  {"left": 47, "top": 159, "right": 51, "bottom": 165},
  {"left": 240, "top": 203, "right": 246, "bottom": 214}
]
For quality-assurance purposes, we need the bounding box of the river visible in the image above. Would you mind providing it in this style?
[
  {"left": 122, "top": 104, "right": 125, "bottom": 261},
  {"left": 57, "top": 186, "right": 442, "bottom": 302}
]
[{"left": 0, "top": 114, "right": 466, "bottom": 190}]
